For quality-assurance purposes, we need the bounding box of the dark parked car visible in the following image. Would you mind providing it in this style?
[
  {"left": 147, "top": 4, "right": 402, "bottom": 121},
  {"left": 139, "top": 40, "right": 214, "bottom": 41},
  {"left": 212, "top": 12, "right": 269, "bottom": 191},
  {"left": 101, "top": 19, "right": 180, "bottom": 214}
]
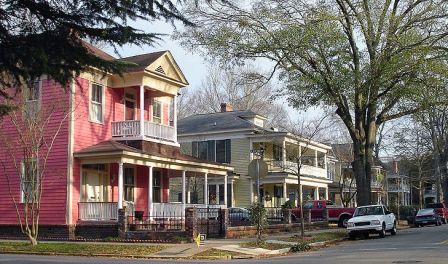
[
  {"left": 426, "top": 203, "right": 448, "bottom": 224},
  {"left": 228, "top": 207, "right": 250, "bottom": 225},
  {"left": 415, "top": 208, "right": 442, "bottom": 227}
]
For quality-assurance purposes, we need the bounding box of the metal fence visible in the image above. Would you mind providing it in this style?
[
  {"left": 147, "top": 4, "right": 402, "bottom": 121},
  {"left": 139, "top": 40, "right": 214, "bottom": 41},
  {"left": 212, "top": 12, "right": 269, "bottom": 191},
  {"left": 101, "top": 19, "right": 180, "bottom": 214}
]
[{"left": 127, "top": 211, "right": 184, "bottom": 231}]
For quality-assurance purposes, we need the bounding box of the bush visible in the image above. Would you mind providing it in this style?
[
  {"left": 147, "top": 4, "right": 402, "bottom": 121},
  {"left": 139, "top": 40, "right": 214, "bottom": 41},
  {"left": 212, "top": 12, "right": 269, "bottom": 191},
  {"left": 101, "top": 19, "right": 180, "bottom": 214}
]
[
  {"left": 289, "top": 242, "right": 311, "bottom": 252},
  {"left": 281, "top": 200, "right": 295, "bottom": 209},
  {"left": 389, "top": 205, "right": 418, "bottom": 219}
]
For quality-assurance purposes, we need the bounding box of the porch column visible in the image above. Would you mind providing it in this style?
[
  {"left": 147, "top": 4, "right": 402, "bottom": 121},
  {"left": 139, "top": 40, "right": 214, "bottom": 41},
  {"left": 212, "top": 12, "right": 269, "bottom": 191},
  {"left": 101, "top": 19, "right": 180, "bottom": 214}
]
[
  {"left": 282, "top": 140, "right": 286, "bottom": 163},
  {"left": 182, "top": 171, "right": 186, "bottom": 207},
  {"left": 204, "top": 173, "right": 208, "bottom": 205},
  {"left": 215, "top": 184, "right": 219, "bottom": 205},
  {"left": 139, "top": 85, "right": 145, "bottom": 137},
  {"left": 118, "top": 162, "right": 124, "bottom": 209},
  {"left": 314, "top": 187, "right": 319, "bottom": 200},
  {"left": 283, "top": 181, "right": 288, "bottom": 201},
  {"left": 325, "top": 188, "right": 329, "bottom": 200},
  {"left": 187, "top": 177, "right": 191, "bottom": 204},
  {"left": 324, "top": 154, "right": 327, "bottom": 169},
  {"left": 314, "top": 150, "right": 318, "bottom": 167},
  {"left": 148, "top": 166, "right": 153, "bottom": 215},
  {"left": 224, "top": 174, "right": 228, "bottom": 207},
  {"left": 173, "top": 94, "right": 178, "bottom": 140},
  {"left": 231, "top": 180, "right": 234, "bottom": 207}
]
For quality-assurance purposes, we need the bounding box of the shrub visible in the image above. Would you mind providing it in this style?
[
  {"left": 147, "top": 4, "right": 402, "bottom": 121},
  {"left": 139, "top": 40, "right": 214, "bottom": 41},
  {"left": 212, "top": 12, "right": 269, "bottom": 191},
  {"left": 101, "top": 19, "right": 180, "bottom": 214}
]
[
  {"left": 249, "top": 202, "right": 267, "bottom": 244},
  {"left": 290, "top": 242, "right": 311, "bottom": 252},
  {"left": 281, "top": 200, "right": 295, "bottom": 209}
]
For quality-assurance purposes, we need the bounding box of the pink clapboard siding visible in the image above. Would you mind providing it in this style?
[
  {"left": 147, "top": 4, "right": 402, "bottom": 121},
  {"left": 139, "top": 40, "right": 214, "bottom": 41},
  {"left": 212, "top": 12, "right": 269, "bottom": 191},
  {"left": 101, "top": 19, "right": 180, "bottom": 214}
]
[{"left": 0, "top": 79, "right": 70, "bottom": 225}]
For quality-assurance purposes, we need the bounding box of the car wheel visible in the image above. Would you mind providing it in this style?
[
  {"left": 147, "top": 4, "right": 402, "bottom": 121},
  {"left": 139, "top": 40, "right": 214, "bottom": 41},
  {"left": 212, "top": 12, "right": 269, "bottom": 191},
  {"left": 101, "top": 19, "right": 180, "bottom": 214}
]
[
  {"left": 379, "top": 223, "right": 386, "bottom": 238},
  {"left": 348, "top": 232, "right": 357, "bottom": 240},
  {"left": 339, "top": 215, "right": 350, "bottom": 228},
  {"left": 390, "top": 222, "right": 397, "bottom": 235},
  {"left": 415, "top": 223, "right": 420, "bottom": 228}
]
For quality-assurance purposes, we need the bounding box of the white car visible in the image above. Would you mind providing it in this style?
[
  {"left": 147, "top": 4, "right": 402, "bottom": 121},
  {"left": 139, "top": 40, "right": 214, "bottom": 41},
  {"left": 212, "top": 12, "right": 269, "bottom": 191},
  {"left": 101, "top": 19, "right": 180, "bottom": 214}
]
[{"left": 347, "top": 205, "right": 397, "bottom": 239}]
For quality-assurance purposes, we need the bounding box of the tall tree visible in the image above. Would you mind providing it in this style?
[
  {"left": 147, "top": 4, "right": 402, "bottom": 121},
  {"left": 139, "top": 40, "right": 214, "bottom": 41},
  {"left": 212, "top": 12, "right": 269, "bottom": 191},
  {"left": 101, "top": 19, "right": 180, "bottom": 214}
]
[
  {"left": 0, "top": 0, "right": 194, "bottom": 115},
  {"left": 178, "top": 64, "right": 289, "bottom": 127},
  {"left": 177, "top": 0, "right": 448, "bottom": 205}
]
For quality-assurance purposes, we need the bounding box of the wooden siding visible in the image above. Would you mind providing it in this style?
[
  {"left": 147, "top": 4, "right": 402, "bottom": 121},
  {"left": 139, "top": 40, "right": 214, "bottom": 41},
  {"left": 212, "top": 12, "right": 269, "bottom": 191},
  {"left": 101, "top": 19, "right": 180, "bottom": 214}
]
[
  {"left": 230, "top": 138, "right": 252, "bottom": 208},
  {"left": 0, "top": 79, "right": 70, "bottom": 225}
]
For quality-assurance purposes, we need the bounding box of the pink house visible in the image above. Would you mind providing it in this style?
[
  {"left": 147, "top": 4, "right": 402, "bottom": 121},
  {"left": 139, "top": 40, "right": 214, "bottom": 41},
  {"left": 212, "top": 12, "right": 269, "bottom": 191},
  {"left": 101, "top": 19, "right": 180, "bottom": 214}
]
[{"left": 0, "top": 43, "right": 232, "bottom": 239}]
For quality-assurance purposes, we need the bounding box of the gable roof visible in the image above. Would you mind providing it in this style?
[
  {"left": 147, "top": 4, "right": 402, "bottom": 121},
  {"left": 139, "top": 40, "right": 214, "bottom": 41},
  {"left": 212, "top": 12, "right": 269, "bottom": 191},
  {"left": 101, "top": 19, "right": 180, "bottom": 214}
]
[
  {"left": 83, "top": 41, "right": 116, "bottom": 61},
  {"left": 178, "top": 110, "right": 261, "bottom": 135},
  {"left": 117, "top": 51, "right": 167, "bottom": 72}
]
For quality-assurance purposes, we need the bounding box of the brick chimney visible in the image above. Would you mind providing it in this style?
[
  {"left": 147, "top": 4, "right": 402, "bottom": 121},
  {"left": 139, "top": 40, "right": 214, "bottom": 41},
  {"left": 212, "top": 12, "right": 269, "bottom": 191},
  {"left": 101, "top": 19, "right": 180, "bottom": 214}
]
[
  {"left": 393, "top": 160, "right": 399, "bottom": 174},
  {"left": 220, "top": 103, "right": 233, "bottom": 112}
]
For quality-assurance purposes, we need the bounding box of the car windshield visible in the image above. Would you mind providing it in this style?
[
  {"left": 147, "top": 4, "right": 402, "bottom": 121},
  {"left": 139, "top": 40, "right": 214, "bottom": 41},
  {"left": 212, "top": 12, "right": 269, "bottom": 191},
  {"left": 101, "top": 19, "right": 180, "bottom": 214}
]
[
  {"left": 354, "top": 206, "right": 383, "bottom": 217},
  {"left": 417, "top": 209, "right": 434, "bottom": 216}
]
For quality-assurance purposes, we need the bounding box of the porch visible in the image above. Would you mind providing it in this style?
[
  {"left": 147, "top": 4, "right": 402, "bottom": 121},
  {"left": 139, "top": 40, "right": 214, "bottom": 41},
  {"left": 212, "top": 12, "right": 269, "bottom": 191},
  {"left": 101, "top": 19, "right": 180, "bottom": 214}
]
[{"left": 74, "top": 141, "right": 232, "bottom": 223}]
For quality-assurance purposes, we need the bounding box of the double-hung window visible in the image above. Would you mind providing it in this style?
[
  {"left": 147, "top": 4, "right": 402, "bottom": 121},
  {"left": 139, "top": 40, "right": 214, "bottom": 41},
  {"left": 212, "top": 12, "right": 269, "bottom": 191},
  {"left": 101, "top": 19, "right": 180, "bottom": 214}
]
[
  {"left": 124, "top": 167, "right": 135, "bottom": 202},
  {"left": 21, "top": 159, "right": 38, "bottom": 203},
  {"left": 153, "top": 100, "right": 162, "bottom": 124},
  {"left": 25, "top": 79, "right": 41, "bottom": 118},
  {"left": 90, "top": 83, "right": 103, "bottom": 123}
]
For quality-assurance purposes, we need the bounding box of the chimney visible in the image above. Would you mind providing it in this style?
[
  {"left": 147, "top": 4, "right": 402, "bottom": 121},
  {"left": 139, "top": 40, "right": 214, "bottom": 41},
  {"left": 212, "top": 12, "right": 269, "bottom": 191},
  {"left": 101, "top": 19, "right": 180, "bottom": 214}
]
[
  {"left": 220, "top": 103, "right": 233, "bottom": 112},
  {"left": 393, "top": 160, "right": 399, "bottom": 174}
]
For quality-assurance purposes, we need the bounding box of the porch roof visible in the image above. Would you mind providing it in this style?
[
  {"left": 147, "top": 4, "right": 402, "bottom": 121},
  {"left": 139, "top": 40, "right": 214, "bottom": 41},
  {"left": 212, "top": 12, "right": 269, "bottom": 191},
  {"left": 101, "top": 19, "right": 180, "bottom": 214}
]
[{"left": 74, "top": 140, "right": 233, "bottom": 175}]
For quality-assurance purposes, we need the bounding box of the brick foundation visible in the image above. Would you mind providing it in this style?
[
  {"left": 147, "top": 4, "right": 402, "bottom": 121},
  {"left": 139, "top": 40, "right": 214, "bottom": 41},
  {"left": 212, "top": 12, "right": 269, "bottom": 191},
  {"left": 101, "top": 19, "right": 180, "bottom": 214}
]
[
  {"left": 0, "top": 224, "right": 72, "bottom": 240},
  {"left": 75, "top": 221, "right": 119, "bottom": 239},
  {"left": 226, "top": 222, "right": 328, "bottom": 239}
]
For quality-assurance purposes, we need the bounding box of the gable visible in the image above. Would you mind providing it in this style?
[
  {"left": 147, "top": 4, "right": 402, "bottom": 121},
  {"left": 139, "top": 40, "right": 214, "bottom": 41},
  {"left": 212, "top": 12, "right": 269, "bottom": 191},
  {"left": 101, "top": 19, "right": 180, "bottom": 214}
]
[{"left": 146, "top": 52, "right": 188, "bottom": 86}]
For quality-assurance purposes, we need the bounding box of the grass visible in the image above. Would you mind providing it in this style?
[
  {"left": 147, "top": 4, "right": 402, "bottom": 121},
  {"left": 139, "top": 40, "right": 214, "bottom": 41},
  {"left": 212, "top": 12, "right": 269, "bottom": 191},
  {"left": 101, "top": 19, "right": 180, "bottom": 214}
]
[
  {"left": 286, "top": 231, "right": 347, "bottom": 243},
  {"left": 241, "top": 241, "right": 290, "bottom": 250},
  {"left": 192, "top": 248, "right": 251, "bottom": 259},
  {"left": 0, "top": 241, "right": 165, "bottom": 257}
]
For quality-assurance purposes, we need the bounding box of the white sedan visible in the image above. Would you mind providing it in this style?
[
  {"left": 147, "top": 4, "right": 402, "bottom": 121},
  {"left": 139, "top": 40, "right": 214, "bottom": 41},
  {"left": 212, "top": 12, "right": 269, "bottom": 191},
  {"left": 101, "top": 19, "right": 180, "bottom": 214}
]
[{"left": 347, "top": 205, "right": 397, "bottom": 239}]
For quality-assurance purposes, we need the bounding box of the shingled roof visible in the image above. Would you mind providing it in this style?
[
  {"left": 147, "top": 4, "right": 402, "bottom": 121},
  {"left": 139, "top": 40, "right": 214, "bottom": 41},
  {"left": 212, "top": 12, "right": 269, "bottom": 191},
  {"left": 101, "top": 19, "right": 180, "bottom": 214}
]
[
  {"left": 117, "top": 51, "right": 167, "bottom": 72},
  {"left": 178, "top": 110, "right": 262, "bottom": 135}
]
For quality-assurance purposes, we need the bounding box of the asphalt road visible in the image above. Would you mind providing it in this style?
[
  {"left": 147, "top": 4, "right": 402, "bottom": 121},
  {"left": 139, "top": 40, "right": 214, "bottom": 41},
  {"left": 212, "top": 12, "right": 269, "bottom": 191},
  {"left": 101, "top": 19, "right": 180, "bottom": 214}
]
[{"left": 1, "top": 224, "right": 447, "bottom": 264}]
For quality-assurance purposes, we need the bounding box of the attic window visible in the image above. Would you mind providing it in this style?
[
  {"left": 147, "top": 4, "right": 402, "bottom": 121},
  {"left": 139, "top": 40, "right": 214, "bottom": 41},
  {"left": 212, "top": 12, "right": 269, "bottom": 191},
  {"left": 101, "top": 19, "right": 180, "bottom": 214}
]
[{"left": 155, "top": 65, "right": 166, "bottom": 75}]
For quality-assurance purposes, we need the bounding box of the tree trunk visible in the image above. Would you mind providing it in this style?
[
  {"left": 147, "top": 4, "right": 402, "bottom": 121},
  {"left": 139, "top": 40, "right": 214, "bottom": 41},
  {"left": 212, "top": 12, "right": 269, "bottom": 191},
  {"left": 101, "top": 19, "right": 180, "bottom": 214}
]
[
  {"left": 27, "top": 234, "right": 38, "bottom": 246},
  {"left": 352, "top": 139, "right": 372, "bottom": 206}
]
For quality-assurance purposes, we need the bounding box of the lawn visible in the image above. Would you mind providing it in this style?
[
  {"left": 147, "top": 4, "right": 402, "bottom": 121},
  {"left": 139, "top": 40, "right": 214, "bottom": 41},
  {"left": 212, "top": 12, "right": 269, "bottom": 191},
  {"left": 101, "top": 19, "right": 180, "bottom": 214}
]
[
  {"left": 240, "top": 241, "right": 290, "bottom": 250},
  {"left": 0, "top": 241, "right": 164, "bottom": 257},
  {"left": 286, "top": 231, "right": 347, "bottom": 243}
]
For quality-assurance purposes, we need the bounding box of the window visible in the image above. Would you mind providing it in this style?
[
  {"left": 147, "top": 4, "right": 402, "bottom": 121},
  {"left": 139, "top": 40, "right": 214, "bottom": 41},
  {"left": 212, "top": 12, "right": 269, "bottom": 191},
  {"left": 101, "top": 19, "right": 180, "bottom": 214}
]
[
  {"left": 124, "top": 93, "right": 136, "bottom": 120},
  {"left": 21, "top": 159, "right": 38, "bottom": 203},
  {"left": 153, "top": 171, "right": 162, "bottom": 203},
  {"left": 273, "top": 145, "right": 283, "bottom": 161},
  {"left": 216, "top": 139, "right": 231, "bottom": 163},
  {"left": 26, "top": 79, "right": 40, "bottom": 101},
  {"left": 153, "top": 100, "right": 162, "bottom": 123},
  {"left": 192, "top": 139, "right": 231, "bottom": 163},
  {"left": 90, "top": 83, "right": 103, "bottom": 123},
  {"left": 124, "top": 167, "right": 135, "bottom": 202}
]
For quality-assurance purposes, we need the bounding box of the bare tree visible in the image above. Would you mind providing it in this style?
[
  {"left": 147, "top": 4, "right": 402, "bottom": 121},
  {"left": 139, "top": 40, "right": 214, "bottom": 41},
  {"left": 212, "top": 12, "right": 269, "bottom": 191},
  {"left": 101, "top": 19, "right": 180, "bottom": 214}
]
[
  {"left": 177, "top": 63, "right": 289, "bottom": 127},
  {"left": 0, "top": 80, "right": 72, "bottom": 245},
  {"left": 394, "top": 121, "right": 433, "bottom": 209}
]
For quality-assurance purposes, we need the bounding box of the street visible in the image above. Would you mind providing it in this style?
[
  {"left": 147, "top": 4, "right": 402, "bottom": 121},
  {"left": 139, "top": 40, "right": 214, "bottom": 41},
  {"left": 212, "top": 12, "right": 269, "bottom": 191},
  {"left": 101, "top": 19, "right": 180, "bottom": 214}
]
[{"left": 1, "top": 224, "right": 447, "bottom": 264}]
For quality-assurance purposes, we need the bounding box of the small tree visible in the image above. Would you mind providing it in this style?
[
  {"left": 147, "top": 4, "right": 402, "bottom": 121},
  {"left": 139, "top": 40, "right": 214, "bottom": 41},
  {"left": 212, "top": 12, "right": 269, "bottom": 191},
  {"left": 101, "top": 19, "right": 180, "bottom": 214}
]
[
  {"left": 0, "top": 81, "right": 72, "bottom": 245},
  {"left": 249, "top": 202, "right": 267, "bottom": 244}
]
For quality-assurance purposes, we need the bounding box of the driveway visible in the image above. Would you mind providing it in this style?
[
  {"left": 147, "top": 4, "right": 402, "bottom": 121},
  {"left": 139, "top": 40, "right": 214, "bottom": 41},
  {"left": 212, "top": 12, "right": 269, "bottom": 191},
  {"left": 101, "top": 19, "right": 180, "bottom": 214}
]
[{"left": 1, "top": 224, "right": 447, "bottom": 264}]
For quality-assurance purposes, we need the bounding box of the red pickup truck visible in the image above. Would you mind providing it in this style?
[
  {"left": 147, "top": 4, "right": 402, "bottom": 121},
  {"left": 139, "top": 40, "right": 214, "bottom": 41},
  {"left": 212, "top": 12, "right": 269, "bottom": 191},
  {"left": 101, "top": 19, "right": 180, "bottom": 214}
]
[
  {"left": 291, "top": 200, "right": 355, "bottom": 227},
  {"left": 426, "top": 203, "right": 448, "bottom": 224}
]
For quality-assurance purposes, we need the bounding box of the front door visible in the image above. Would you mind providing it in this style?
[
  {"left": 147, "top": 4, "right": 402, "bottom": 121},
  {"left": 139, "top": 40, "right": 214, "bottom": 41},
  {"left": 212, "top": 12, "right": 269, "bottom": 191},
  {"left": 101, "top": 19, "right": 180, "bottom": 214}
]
[{"left": 86, "top": 172, "right": 101, "bottom": 202}]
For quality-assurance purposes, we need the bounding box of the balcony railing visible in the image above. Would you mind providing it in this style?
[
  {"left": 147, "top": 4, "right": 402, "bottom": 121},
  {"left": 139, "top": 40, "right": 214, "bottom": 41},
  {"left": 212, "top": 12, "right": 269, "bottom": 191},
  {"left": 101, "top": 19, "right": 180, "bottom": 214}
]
[
  {"left": 112, "top": 120, "right": 176, "bottom": 143},
  {"left": 151, "top": 203, "right": 225, "bottom": 218},
  {"left": 269, "top": 160, "right": 328, "bottom": 179},
  {"left": 388, "top": 185, "right": 410, "bottom": 192},
  {"left": 78, "top": 202, "right": 118, "bottom": 221}
]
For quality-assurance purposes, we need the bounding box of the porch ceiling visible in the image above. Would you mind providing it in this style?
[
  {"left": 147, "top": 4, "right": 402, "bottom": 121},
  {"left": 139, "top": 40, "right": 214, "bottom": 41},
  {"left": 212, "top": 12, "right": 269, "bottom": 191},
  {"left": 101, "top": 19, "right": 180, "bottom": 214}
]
[
  {"left": 262, "top": 172, "right": 332, "bottom": 186},
  {"left": 74, "top": 140, "right": 232, "bottom": 175}
]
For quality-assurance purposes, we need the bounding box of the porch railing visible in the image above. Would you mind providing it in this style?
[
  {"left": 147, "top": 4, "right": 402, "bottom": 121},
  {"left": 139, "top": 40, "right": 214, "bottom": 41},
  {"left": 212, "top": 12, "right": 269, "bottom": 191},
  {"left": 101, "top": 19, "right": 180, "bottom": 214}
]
[
  {"left": 111, "top": 120, "right": 176, "bottom": 142},
  {"left": 151, "top": 203, "right": 225, "bottom": 218},
  {"left": 78, "top": 202, "right": 118, "bottom": 221}
]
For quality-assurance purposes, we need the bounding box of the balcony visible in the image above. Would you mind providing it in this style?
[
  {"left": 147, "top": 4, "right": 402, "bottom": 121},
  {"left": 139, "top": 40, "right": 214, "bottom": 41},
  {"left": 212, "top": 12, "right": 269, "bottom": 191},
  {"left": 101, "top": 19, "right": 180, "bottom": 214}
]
[
  {"left": 112, "top": 120, "right": 176, "bottom": 143},
  {"left": 269, "top": 160, "right": 328, "bottom": 179},
  {"left": 388, "top": 184, "right": 410, "bottom": 192}
]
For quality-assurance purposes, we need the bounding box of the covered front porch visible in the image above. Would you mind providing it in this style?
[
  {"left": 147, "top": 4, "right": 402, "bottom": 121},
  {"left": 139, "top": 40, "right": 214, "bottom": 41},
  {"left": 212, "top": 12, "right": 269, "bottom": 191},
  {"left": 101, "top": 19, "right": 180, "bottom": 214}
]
[
  {"left": 256, "top": 173, "right": 331, "bottom": 208},
  {"left": 74, "top": 141, "right": 232, "bottom": 222}
]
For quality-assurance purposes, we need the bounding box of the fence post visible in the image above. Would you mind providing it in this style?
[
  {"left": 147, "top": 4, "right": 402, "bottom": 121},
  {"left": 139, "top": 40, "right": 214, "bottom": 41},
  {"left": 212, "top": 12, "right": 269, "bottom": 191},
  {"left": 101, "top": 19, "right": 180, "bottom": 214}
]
[
  {"left": 220, "top": 208, "right": 229, "bottom": 238},
  {"left": 118, "top": 206, "right": 128, "bottom": 238},
  {"left": 282, "top": 209, "right": 292, "bottom": 224},
  {"left": 185, "top": 207, "right": 198, "bottom": 241},
  {"left": 323, "top": 208, "right": 329, "bottom": 227}
]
